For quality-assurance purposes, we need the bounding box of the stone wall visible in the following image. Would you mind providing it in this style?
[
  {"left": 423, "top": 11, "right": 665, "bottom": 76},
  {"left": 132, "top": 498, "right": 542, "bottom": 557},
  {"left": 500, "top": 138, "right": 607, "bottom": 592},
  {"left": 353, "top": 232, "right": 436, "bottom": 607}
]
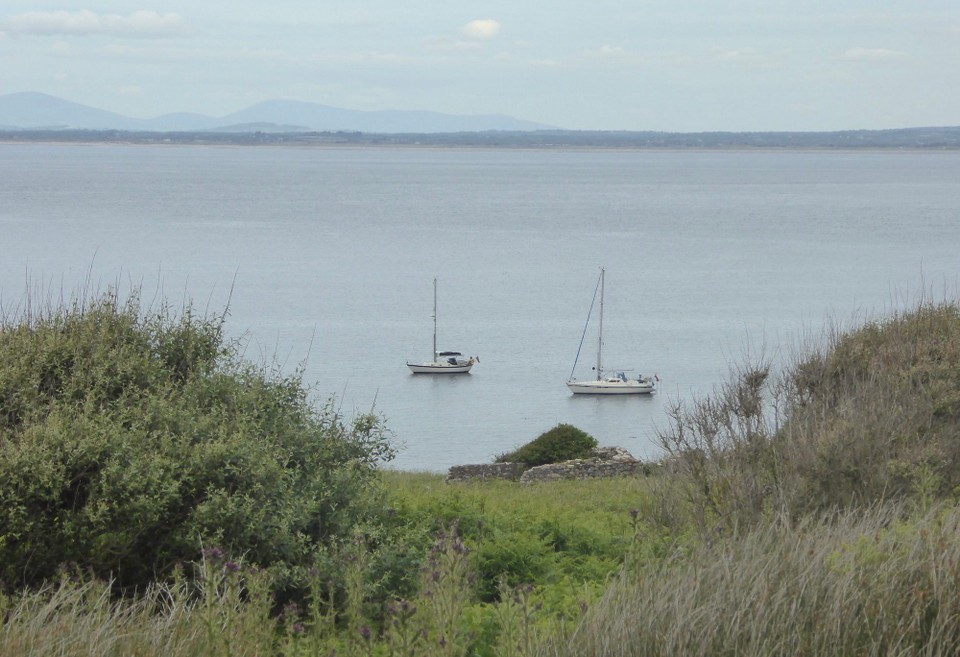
[
  {"left": 445, "top": 462, "right": 526, "bottom": 483},
  {"left": 445, "top": 447, "right": 648, "bottom": 484},
  {"left": 519, "top": 459, "right": 647, "bottom": 484}
]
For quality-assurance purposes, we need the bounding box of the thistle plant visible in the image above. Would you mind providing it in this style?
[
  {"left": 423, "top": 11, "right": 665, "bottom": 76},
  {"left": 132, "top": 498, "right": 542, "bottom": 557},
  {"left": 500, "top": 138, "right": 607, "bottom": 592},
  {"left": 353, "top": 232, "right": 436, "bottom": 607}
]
[
  {"left": 417, "top": 523, "right": 476, "bottom": 657},
  {"left": 386, "top": 598, "right": 423, "bottom": 657},
  {"left": 194, "top": 545, "right": 274, "bottom": 657}
]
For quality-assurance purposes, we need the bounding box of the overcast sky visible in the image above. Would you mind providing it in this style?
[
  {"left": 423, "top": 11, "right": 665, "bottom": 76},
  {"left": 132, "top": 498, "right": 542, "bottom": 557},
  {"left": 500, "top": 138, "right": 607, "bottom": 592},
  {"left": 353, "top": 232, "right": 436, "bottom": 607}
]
[{"left": 1, "top": 1, "right": 958, "bottom": 131}]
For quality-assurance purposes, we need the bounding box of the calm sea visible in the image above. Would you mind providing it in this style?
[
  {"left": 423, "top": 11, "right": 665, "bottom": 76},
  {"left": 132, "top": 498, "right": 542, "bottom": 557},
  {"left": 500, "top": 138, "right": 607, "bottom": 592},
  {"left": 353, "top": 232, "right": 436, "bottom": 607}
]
[{"left": 2, "top": 143, "right": 959, "bottom": 471}]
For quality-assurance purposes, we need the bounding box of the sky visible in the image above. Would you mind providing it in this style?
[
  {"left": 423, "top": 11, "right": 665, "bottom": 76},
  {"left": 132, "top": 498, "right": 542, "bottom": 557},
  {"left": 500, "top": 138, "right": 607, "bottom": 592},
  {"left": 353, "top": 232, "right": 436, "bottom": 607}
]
[{"left": 1, "top": 1, "right": 958, "bottom": 131}]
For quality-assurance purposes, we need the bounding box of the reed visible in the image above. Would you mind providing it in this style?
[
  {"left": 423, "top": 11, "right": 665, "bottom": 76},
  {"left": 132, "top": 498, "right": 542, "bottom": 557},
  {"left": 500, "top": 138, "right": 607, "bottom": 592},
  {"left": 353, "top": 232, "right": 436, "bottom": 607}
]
[
  {"left": 0, "top": 558, "right": 276, "bottom": 657},
  {"left": 538, "top": 501, "right": 960, "bottom": 657},
  {"left": 655, "top": 299, "right": 960, "bottom": 535}
]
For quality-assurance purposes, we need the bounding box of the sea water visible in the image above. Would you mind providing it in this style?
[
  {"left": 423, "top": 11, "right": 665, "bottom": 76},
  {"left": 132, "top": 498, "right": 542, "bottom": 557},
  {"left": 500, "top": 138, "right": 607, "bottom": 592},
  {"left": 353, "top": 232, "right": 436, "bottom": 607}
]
[{"left": 2, "top": 143, "right": 959, "bottom": 471}]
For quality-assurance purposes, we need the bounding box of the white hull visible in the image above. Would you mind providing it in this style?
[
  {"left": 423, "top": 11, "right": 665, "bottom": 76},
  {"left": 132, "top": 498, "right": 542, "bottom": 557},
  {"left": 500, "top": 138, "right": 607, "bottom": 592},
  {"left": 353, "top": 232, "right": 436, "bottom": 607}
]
[
  {"left": 407, "top": 361, "right": 473, "bottom": 374},
  {"left": 567, "top": 378, "right": 655, "bottom": 395},
  {"left": 407, "top": 277, "right": 478, "bottom": 374},
  {"left": 566, "top": 268, "right": 657, "bottom": 396}
]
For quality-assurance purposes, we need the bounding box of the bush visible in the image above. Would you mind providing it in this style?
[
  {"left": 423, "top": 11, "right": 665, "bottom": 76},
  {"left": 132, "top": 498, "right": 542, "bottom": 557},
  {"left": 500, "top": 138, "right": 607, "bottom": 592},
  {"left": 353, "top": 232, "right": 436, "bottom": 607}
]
[
  {"left": 780, "top": 302, "right": 960, "bottom": 515},
  {"left": 655, "top": 299, "right": 960, "bottom": 535},
  {"left": 475, "top": 530, "right": 555, "bottom": 600},
  {"left": 496, "top": 424, "right": 597, "bottom": 468},
  {"left": 0, "top": 289, "right": 394, "bottom": 595}
]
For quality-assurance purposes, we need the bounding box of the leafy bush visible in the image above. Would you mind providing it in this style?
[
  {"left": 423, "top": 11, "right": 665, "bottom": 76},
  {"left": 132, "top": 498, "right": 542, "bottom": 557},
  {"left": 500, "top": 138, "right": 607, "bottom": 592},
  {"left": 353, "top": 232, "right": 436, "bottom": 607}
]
[
  {"left": 0, "top": 289, "right": 394, "bottom": 594},
  {"left": 382, "top": 471, "right": 654, "bottom": 609},
  {"left": 475, "top": 531, "right": 555, "bottom": 600},
  {"left": 496, "top": 424, "right": 597, "bottom": 468}
]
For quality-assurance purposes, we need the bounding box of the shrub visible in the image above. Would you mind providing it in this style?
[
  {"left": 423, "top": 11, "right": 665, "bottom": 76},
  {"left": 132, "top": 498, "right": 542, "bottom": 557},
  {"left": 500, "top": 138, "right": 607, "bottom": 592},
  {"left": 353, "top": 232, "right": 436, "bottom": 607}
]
[
  {"left": 655, "top": 299, "right": 960, "bottom": 535},
  {"left": 496, "top": 424, "right": 597, "bottom": 469},
  {"left": 0, "top": 289, "right": 394, "bottom": 595},
  {"left": 475, "top": 530, "right": 555, "bottom": 601},
  {"left": 779, "top": 302, "right": 960, "bottom": 515}
]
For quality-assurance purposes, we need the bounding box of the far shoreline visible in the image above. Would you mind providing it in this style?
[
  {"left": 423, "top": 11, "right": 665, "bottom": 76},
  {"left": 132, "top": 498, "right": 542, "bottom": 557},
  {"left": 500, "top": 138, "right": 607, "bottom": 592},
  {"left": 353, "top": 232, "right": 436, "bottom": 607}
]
[{"left": 2, "top": 125, "right": 960, "bottom": 151}]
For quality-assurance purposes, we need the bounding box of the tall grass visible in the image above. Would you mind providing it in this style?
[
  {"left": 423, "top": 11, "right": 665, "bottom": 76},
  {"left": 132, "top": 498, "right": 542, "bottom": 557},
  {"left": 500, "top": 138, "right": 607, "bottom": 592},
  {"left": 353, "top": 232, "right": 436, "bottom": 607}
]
[
  {"left": 539, "top": 501, "right": 960, "bottom": 657},
  {"left": 655, "top": 299, "right": 960, "bottom": 534},
  {"left": 780, "top": 301, "right": 960, "bottom": 515},
  {"left": 0, "top": 553, "right": 275, "bottom": 657}
]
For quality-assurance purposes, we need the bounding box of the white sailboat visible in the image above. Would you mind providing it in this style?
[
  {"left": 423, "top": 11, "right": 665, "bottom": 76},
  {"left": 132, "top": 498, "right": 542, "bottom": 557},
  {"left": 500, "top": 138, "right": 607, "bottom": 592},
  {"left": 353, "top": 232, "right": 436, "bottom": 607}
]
[
  {"left": 566, "top": 268, "right": 656, "bottom": 395},
  {"left": 406, "top": 278, "right": 477, "bottom": 374}
]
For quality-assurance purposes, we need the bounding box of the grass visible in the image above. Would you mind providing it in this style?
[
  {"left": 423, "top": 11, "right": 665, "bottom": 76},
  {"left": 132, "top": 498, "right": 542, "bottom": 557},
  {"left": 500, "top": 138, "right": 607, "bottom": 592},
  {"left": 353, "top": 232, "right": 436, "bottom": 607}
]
[
  {"left": 1, "top": 472, "right": 664, "bottom": 657},
  {"left": 382, "top": 470, "right": 671, "bottom": 601},
  {"left": 539, "top": 501, "right": 960, "bottom": 657},
  {"left": 383, "top": 470, "right": 656, "bottom": 547},
  {"left": 0, "top": 556, "right": 275, "bottom": 657}
]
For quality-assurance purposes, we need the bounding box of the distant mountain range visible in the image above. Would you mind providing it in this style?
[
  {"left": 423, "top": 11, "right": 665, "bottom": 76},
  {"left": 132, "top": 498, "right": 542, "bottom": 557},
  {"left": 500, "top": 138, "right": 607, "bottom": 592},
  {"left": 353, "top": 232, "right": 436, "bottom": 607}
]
[
  {"left": 0, "top": 92, "right": 555, "bottom": 133},
  {"left": 3, "top": 92, "right": 959, "bottom": 149}
]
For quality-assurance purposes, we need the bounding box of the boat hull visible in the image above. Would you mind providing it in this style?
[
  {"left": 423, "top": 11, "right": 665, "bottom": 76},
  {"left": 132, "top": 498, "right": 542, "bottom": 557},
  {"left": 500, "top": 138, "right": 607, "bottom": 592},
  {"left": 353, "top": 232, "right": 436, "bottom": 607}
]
[
  {"left": 407, "top": 362, "right": 473, "bottom": 374},
  {"left": 566, "top": 379, "right": 655, "bottom": 395},
  {"left": 566, "top": 269, "right": 657, "bottom": 396}
]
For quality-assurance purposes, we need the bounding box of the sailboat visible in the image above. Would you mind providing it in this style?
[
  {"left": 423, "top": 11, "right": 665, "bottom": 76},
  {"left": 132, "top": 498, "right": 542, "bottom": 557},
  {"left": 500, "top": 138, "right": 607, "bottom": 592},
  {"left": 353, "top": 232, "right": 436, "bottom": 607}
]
[
  {"left": 566, "top": 268, "right": 656, "bottom": 395},
  {"left": 406, "top": 277, "right": 477, "bottom": 374}
]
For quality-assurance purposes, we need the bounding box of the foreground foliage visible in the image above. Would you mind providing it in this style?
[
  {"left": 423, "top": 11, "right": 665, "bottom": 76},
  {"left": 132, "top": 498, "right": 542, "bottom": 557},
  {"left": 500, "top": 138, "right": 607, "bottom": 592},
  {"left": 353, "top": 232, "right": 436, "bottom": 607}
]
[
  {"left": 6, "top": 291, "right": 960, "bottom": 656},
  {"left": 541, "top": 501, "right": 960, "bottom": 657},
  {"left": 0, "top": 290, "right": 393, "bottom": 595},
  {"left": 1, "top": 473, "right": 657, "bottom": 657}
]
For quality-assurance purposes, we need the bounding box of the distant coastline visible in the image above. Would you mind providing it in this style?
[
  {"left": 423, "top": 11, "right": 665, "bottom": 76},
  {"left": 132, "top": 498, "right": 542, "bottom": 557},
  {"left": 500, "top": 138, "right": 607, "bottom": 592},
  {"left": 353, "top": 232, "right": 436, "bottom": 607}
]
[{"left": 3, "top": 126, "right": 960, "bottom": 149}]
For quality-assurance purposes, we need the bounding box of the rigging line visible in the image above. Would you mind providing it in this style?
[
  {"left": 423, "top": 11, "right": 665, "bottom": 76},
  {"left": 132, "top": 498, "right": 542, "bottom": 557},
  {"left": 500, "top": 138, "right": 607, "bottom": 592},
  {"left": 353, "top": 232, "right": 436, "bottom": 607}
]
[{"left": 568, "top": 270, "right": 603, "bottom": 380}]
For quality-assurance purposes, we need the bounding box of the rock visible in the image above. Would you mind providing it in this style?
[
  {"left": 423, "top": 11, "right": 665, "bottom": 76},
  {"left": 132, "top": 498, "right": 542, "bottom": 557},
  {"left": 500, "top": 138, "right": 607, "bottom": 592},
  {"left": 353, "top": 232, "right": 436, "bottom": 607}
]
[
  {"left": 445, "top": 446, "right": 647, "bottom": 484},
  {"left": 445, "top": 462, "right": 525, "bottom": 483}
]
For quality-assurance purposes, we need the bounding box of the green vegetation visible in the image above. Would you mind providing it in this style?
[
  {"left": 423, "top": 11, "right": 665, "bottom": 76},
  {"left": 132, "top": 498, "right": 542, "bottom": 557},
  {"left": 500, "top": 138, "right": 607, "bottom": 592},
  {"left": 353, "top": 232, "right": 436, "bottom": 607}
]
[
  {"left": 0, "top": 290, "right": 392, "bottom": 598},
  {"left": 383, "top": 472, "right": 667, "bottom": 601},
  {"left": 4, "top": 290, "right": 960, "bottom": 656},
  {"left": 540, "top": 503, "right": 960, "bottom": 657},
  {"left": 654, "top": 301, "right": 960, "bottom": 535},
  {"left": 494, "top": 423, "right": 597, "bottom": 468}
]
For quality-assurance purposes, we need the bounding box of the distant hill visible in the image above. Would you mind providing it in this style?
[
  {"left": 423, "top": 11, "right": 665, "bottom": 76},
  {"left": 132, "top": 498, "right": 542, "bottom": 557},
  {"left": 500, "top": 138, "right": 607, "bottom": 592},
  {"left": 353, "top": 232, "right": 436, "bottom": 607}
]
[
  {"left": 2, "top": 92, "right": 959, "bottom": 148},
  {"left": 0, "top": 92, "right": 554, "bottom": 133}
]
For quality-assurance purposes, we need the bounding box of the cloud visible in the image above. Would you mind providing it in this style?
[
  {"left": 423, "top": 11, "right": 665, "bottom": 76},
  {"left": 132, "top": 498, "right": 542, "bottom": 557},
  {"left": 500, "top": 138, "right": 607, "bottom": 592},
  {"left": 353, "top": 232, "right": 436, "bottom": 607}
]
[
  {"left": 714, "top": 47, "right": 786, "bottom": 69},
  {"left": 423, "top": 19, "right": 501, "bottom": 52},
  {"left": 2, "top": 10, "right": 186, "bottom": 38},
  {"left": 841, "top": 47, "right": 907, "bottom": 62},
  {"left": 587, "top": 45, "right": 628, "bottom": 58},
  {"left": 462, "top": 19, "right": 501, "bottom": 40}
]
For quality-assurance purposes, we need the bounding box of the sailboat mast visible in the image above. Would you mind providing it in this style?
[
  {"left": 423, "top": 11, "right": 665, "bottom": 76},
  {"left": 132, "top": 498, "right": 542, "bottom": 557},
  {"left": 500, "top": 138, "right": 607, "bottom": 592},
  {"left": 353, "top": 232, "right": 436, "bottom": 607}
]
[
  {"left": 596, "top": 268, "right": 605, "bottom": 380},
  {"left": 432, "top": 277, "right": 438, "bottom": 359}
]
